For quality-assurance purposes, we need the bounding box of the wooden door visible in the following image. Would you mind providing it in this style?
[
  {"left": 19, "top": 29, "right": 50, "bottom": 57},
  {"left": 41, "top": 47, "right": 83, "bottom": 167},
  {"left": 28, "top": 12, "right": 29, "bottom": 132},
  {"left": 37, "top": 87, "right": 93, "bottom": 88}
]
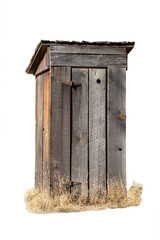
[
  {"left": 71, "top": 68, "right": 106, "bottom": 196},
  {"left": 37, "top": 66, "right": 126, "bottom": 195}
]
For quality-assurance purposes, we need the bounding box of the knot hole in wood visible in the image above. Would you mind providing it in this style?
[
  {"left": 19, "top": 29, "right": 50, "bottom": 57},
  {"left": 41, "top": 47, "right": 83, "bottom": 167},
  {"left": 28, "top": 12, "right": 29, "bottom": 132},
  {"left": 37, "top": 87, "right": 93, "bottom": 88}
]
[
  {"left": 119, "top": 113, "right": 126, "bottom": 120},
  {"left": 97, "top": 79, "right": 101, "bottom": 84}
]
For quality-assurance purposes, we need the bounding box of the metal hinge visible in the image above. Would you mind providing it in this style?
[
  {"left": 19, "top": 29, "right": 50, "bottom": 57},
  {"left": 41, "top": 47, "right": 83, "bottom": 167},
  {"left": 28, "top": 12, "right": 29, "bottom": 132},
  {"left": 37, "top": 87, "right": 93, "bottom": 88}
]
[{"left": 65, "top": 181, "right": 81, "bottom": 187}]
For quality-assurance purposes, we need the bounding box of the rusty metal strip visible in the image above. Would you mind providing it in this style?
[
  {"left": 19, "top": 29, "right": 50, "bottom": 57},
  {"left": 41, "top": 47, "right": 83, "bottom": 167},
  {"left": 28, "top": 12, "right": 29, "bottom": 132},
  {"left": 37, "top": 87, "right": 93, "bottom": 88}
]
[
  {"left": 62, "top": 81, "right": 82, "bottom": 90},
  {"left": 65, "top": 181, "right": 81, "bottom": 187}
]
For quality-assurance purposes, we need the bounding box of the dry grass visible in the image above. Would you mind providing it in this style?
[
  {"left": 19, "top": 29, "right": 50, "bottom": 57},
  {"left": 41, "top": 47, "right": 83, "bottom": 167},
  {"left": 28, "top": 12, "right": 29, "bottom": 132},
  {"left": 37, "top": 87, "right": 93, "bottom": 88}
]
[{"left": 24, "top": 178, "right": 143, "bottom": 213}]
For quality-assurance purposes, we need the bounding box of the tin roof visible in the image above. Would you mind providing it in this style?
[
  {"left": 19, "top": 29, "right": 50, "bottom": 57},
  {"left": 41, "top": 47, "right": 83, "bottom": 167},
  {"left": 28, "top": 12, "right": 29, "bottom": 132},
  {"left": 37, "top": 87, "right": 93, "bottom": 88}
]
[{"left": 26, "top": 40, "right": 135, "bottom": 74}]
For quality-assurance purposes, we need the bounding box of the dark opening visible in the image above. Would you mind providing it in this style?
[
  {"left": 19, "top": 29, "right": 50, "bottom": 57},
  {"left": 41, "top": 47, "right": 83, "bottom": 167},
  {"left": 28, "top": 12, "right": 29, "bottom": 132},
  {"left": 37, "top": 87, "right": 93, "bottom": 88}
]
[
  {"left": 88, "top": 68, "right": 90, "bottom": 197},
  {"left": 106, "top": 70, "right": 107, "bottom": 192},
  {"left": 119, "top": 148, "right": 122, "bottom": 151},
  {"left": 97, "top": 79, "right": 101, "bottom": 84}
]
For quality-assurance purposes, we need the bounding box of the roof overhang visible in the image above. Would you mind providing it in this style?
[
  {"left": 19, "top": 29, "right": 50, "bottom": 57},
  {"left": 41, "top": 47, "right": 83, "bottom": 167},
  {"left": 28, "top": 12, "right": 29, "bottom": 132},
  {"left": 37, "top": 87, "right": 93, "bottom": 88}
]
[{"left": 26, "top": 40, "right": 135, "bottom": 75}]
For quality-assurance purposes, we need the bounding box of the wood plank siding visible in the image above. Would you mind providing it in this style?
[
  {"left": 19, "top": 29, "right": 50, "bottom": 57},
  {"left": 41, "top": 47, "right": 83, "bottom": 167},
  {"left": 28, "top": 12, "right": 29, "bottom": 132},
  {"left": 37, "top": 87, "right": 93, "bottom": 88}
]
[
  {"left": 107, "top": 67, "right": 126, "bottom": 185},
  {"left": 71, "top": 68, "right": 89, "bottom": 196},
  {"left": 35, "top": 74, "right": 44, "bottom": 189},
  {"left": 50, "top": 53, "right": 127, "bottom": 68},
  {"left": 89, "top": 69, "right": 106, "bottom": 194},
  {"left": 28, "top": 41, "right": 134, "bottom": 195},
  {"left": 42, "top": 71, "right": 51, "bottom": 192},
  {"left": 50, "top": 67, "right": 71, "bottom": 190},
  {"left": 50, "top": 45, "right": 126, "bottom": 55}
]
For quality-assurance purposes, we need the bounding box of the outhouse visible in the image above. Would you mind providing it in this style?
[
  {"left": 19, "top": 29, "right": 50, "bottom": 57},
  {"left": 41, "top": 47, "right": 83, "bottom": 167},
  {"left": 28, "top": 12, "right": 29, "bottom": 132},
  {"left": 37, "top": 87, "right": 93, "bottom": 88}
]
[{"left": 26, "top": 40, "right": 134, "bottom": 195}]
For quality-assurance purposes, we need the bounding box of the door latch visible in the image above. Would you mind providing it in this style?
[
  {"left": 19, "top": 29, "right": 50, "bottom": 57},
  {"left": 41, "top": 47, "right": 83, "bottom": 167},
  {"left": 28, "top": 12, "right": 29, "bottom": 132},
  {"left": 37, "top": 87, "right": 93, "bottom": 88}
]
[{"left": 62, "top": 81, "right": 82, "bottom": 90}]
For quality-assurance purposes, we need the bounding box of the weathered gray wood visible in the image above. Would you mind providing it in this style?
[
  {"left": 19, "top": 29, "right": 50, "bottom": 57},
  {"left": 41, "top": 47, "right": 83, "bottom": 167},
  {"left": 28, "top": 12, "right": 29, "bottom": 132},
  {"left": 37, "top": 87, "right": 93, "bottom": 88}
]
[
  {"left": 89, "top": 68, "right": 106, "bottom": 194},
  {"left": 107, "top": 67, "right": 126, "bottom": 185},
  {"left": 35, "top": 66, "right": 49, "bottom": 77},
  {"left": 26, "top": 41, "right": 134, "bottom": 74},
  {"left": 35, "top": 47, "right": 50, "bottom": 75},
  {"left": 50, "top": 67, "right": 71, "bottom": 190},
  {"left": 51, "top": 53, "right": 127, "bottom": 68},
  {"left": 71, "top": 68, "right": 89, "bottom": 196},
  {"left": 42, "top": 71, "right": 51, "bottom": 193},
  {"left": 35, "top": 75, "right": 44, "bottom": 189},
  {"left": 51, "top": 45, "right": 126, "bottom": 55}
]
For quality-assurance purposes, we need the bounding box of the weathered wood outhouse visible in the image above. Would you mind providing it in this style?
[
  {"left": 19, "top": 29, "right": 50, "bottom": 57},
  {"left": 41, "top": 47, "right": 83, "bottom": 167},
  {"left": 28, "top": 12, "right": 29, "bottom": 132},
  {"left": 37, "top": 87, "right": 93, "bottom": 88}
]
[{"left": 26, "top": 40, "right": 134, "bottom": 195}]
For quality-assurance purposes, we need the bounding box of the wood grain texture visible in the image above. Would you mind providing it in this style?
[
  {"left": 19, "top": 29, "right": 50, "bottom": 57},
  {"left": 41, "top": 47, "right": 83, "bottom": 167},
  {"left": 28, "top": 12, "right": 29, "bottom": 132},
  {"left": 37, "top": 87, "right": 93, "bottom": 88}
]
[
  {"left": 26, "top": 41, "right": 134, "bottom": 74},
  {"left": 35, "top": 75, "right": 44, "bottom": 189},
  {"left": 51, "top": 45, "right": 126, "bottom": 55},
  {"left": 51, "top": 53, "right": 127, "bottom": 68},
  {"left": 35, "top": 47, "right": 50, "bottom": 75},
  {"left": 71, "top": 68, "right": 89, "bottom": 196},
  {"left": 35, "top": 66, "right": 49, "bottom": 77},
  {"left": 50, "top": 67, "right": 71, "bottom": 190},
  {"left": 107, "top": 67, "right": 126, "bottom": 185},
  {"left": 89, "top": 69, "right": 106, "bottom": 194},
  {"left": 42, "top": 71, "right": 51, "bottom": 192}
]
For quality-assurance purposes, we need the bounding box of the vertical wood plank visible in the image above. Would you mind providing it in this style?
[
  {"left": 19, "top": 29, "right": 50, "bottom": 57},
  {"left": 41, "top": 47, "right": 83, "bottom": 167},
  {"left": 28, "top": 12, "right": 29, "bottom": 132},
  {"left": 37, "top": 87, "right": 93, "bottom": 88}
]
[
  {"left": 35, "top": 75, "right": 44, "bottom": 189},
  {"left": 50, "top": 67, "right": 71, "bottom": 190},
  {"left": 42, "top": 71, "right": 51, "bottom": 192},
  {"left": 89, "top": 68, "right": 106, "bottom": 194},
  {"left": 71, "top": 68, "right": 88, "bottom": 196},
  {"left": 107, "top": 67, "right": 126, "bottom": 185}
]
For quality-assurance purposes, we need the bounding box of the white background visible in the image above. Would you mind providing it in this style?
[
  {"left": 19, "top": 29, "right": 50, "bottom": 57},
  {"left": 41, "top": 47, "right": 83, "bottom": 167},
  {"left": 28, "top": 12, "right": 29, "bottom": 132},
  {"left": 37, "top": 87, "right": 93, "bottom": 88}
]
[{"left": 0, "top": 0, "right": 160, "bottom": 239}]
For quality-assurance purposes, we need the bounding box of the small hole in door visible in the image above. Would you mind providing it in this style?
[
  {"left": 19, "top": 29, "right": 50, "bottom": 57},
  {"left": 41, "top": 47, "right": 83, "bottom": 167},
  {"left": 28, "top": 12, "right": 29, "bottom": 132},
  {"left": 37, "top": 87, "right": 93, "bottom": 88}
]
[
  {"left": 97, "top": 79, "right": 101, "bottom": 84},
  {"left": 119, "top": 148, "right": 122, "bottom": 151}
]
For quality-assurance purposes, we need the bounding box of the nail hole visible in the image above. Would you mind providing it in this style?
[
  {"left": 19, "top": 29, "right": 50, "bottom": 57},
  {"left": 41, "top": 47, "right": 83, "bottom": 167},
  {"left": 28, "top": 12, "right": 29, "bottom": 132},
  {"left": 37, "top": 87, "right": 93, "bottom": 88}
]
[
  {"left": 119, "top": 148, "right": 122, "bottom": 151},
  {"left": 97, "top": 79, "right": 101, "bottom": 84}
]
